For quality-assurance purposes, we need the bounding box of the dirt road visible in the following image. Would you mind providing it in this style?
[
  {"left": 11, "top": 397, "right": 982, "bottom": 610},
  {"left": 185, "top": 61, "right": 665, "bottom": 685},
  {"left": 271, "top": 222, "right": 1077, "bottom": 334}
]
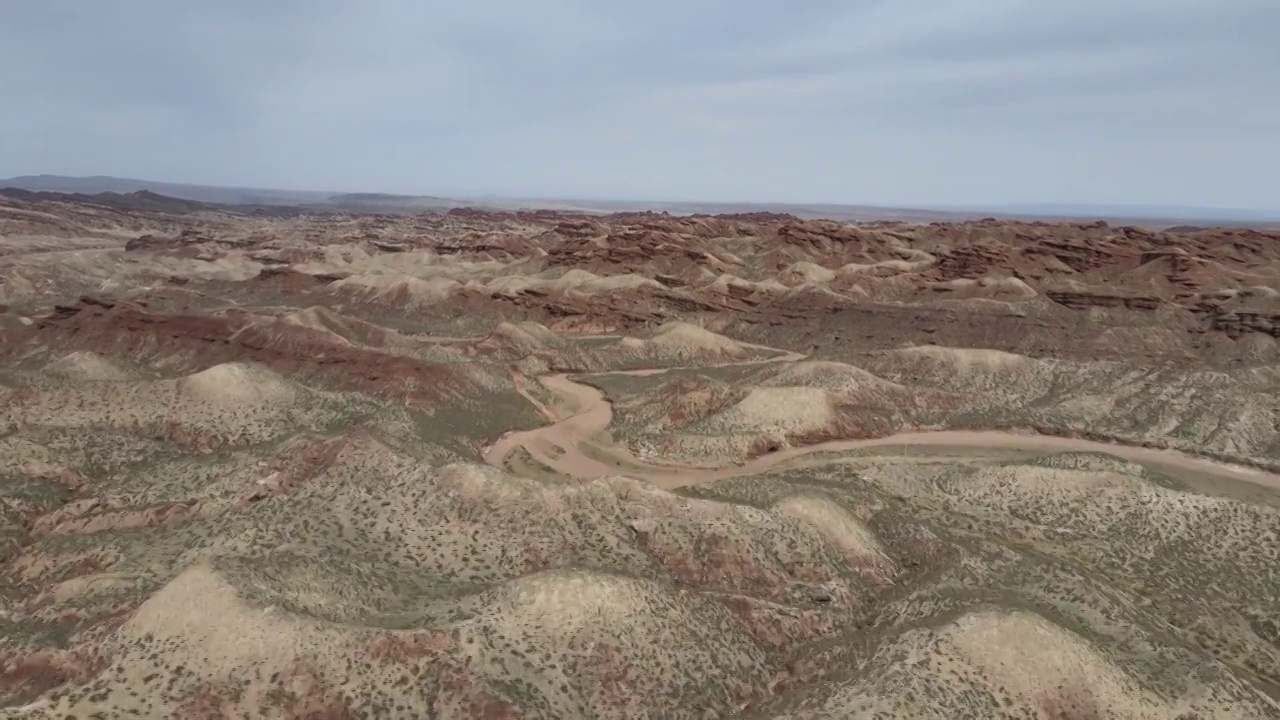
[{"left": 485, "top": 354, "right": 1280, "bottom": 494}]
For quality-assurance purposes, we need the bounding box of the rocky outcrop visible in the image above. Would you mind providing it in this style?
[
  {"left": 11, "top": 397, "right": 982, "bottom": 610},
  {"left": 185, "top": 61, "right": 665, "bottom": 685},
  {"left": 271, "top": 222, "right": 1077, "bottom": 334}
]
[
  {"left": 932, "top": 242, "right": 1017, "bottom": 280},
  {"left": 123, "top": 228, "right": 214, "bottom": 254},
  {"left": 543, "top": 229, "right": 712, "bottom": 275},
  {"left": 1045, "top": 290, "right": 1164, "bottom": 311},
  {"left": 1203, "top": 310, "right": 1280, "bottom": 338}
]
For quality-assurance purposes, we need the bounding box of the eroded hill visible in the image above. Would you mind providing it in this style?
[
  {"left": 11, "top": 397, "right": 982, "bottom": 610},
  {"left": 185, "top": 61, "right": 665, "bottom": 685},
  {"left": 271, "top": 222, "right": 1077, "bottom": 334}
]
[{"left": 1, "top": 193, "right": 1278, "bottom": 718}]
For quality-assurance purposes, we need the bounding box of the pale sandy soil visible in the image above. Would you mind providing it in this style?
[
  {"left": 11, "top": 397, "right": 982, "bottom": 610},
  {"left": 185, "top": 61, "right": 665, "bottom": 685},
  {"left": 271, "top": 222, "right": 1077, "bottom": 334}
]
[{"left": 485, "top": 347, "right": 1280, "bottom": 492}]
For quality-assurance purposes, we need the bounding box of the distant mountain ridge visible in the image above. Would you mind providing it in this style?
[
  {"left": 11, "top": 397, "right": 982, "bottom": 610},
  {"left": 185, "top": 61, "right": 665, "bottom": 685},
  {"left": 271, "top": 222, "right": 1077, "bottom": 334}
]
[
  {"left": 0, "top": 174, "right": 333, "bottom": 206},
  {"left": 956, "top": 203, "right": 1280, "bottom": 223},
  {"left": 2, "top": 174, "right": 1277, "bottom": 225},
  {"left": 0, "top": 186, "right": 221, "bottom": 214}
]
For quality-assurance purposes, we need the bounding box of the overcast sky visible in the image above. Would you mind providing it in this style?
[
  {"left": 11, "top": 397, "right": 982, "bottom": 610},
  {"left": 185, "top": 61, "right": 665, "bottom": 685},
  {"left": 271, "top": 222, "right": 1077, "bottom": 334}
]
[{"left": 2, "top": 1, "right": 1277, "bottom": 208}]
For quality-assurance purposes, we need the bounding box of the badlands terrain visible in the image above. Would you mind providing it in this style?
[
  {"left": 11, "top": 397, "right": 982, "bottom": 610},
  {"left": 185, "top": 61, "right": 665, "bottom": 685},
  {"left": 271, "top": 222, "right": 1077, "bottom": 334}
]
[{"left": 0, "top": 190, "right": 1278, "bottom": 718}]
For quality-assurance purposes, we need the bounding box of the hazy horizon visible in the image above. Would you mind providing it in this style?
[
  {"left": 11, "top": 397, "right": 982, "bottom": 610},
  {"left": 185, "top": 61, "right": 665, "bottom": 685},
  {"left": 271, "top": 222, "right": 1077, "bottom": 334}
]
[
  {"left": 7, "top": 173, "right": 1280, "bottom": 222},
  {"left": 5, "top": 172, "right": 1280, "bottom": 225}
]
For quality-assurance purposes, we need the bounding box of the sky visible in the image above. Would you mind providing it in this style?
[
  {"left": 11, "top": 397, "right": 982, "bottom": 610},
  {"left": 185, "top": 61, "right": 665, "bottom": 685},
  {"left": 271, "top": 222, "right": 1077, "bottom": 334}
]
[{"left": 1, "top": 1, "right": 1278, "bottom": 208}]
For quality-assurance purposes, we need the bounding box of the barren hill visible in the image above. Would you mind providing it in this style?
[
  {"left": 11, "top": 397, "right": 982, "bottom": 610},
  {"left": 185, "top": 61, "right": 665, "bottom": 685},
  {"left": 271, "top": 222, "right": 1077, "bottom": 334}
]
[{"left": 1, "top": 193, "right": 1278, "bottom": 718}]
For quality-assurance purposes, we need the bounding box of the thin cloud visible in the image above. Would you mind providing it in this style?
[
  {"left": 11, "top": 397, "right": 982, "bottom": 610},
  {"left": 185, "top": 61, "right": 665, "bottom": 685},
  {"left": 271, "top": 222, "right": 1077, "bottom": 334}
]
[{"left": 1, "top": 1, "right": 1276, "bottom": 208}]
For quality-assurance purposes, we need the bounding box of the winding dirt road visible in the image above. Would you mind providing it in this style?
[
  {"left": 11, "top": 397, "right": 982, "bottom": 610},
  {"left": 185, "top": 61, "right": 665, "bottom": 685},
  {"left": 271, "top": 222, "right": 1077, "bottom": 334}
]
[{"left": 483, "top": 347, "right": 1280, "bottom": 494}]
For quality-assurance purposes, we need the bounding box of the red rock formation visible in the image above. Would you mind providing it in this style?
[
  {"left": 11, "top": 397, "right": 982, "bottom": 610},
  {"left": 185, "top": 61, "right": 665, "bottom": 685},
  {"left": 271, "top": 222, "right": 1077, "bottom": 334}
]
[{"left": 12, "top": 299, "right": 483, "bottom": 405}]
